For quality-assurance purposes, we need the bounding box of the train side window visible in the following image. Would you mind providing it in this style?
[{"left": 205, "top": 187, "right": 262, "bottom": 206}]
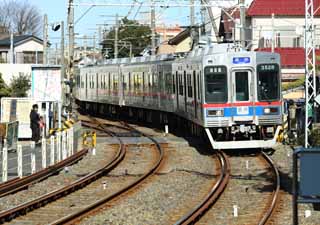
[
  {"left": 128, "top": 72, "right": 131, "bottom": 91},
  {"left": 197, "top": 71, "right": 201, "bottom": 100},
  {"left": 172, "top": 73, "right": 175, "bottom": 94},
  {"left": 179, "top": 74, "right": 183, "bottom": 95},
  {"left": 187, "top": 73, "right": 192, "bottom": 98}
]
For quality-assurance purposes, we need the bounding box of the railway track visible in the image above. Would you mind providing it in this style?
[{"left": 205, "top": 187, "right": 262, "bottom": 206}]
[
  {"left": 0, "top": 147, "right": 89, "bottom": 198},
  {"left": 174, "top": 150, "right": 230, "bottom": 225},
  {"left": 0, "top": 119, "right": 163, "bottom": 224},
  {"left": 193, "top": 150, "right": 280, "bottom": 225}
]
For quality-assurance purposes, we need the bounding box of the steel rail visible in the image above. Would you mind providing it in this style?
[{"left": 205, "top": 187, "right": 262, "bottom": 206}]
[
  {"left": 258, "top": 151, "right": 281, "bottom": 225},
  {"left": 49, "top": 122, "right": 164, "bottom": 225},
  {"left": 174, "top": 150, "right": 230, "bottom": 225},
  {"left": 0, "top": 121, "right": 126, "bottom": 223},
  {"left": 0, "top": 147, "right": 89, "bottom": 198}
]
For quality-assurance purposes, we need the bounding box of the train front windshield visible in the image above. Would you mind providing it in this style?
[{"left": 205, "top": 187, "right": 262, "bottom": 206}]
[
  {"left": 257, "top": 64, "right": 280, "bottom": 101},
  {"left": 204, "top": 66, "right": 228, "bottom": 103}
]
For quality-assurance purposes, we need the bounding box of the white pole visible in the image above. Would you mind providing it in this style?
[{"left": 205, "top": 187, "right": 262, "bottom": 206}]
[
  {"left": 58, "top": 102, "right": 62, "bottom": 129},
  {"left": 42, "top": 138, "right": 46, "bottom": 168},
  {"left": 57, "top": 132, "right": 61, "bottom": 162},
  {"left": 31, "top": 153, "right": 36, "bottom": 174},
  {"left": 2, "top": 147, "right": 8, "bottom": 182},
  {"left": 68, "top": 127, "right": 73, "bottom": 156},
  {"left": 50, "top": 135, "right": 55, "bottom": 165},
  {"left": 62, "top": 130, "right": 67, "bottom": 160},
  {"left": 17, "top": 145, "right": 23, "bottom": 178}
]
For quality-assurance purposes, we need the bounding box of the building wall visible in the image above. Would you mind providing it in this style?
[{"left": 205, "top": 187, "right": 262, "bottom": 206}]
[
  {"left": 250, "top": 17, "right": 320, "bottom": 50},
  {"left": 175, "top": 37, "right": 192, "bottom": 52},
  {"left": 14, "top": 40, "right": 43, "bottom": 52}
]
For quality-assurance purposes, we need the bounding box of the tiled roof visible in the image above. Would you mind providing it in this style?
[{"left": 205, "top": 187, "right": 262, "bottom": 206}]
[
  {"left": 0, "top": 35, "right": 43, "bottom": 47},
  {"left": 248, "top": 0, "right": 320, "bottom": 16},
  {"left": 256, "top": 47, "right": 320, "bottom": 66}
]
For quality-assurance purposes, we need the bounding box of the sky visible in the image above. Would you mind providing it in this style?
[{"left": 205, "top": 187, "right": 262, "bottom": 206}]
[{"left": 25, "top": 0, "right": 254, "bottom": 47}]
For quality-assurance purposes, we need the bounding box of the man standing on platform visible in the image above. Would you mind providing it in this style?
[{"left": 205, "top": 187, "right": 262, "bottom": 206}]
[{"left": 30, "top": 104, "right": 40, "bottom": 143}]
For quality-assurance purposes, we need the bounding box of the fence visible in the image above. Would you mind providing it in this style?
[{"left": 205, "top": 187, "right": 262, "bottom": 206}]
[{"left": 0, "top": 121, "right": 82, "bottom": 182}]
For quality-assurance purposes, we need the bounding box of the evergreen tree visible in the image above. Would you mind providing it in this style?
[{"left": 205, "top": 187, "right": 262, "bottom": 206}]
[
  {"left": 0, "top": 73, "right": 10, "bottom": 98},
  {"left": 102, "top": 18, "right": 152, "bottom": 58},
  {"left": 10, "top": 73, "right": 31, "bottom": 97}
]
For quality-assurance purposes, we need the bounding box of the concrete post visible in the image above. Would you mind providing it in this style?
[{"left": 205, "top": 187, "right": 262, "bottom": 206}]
[
  {"left": 31, "top": 153, "right": 36, "bottom": 174},
  {"left": 57, "top": 132, "right": 61, "bottom": 162},
  {"left": 17, "top": 145, "right": 23, "bottom": 178},
  {"left": 2, "top": 147, "right": 7, "bottom": 182},
  {"left": 62, "top": 130, "right": 67, "bottom": 160},
  {"left": 50, "top": 135, "right": 55, "bottom": 165},
  {"left": 42, "top": 138, "right": 46, "bottom": 168}
]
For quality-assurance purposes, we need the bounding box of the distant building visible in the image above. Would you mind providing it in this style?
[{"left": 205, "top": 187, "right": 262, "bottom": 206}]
[
  {"left": 155, "top": 25, "right": 183, "bottom": 44},
  {"left": 157, "top": 28, "right": 192, "bottom": 54},
  {"left": 247, "top": 0, "right": 320, "bottom": 81},
  {"left": 0, "top": 35, "right": 45, "bottom": 64}
]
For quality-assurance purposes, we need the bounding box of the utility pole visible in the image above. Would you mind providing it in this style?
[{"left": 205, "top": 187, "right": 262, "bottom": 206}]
[
  {"left": 68, "top": 0, "right": 74, "bottom": 82},
  {"left": 304, "top": 0, "right": 317, "bottom": 148},
  {"left": 190, "top": 0, "right": 196, "bottom": 48},
  {"left": 115, "top": 13, "right": 119, "bottom": 59},
  {"left": 201, "top": 0, "right": 220, "bottom": 43},
  {"left": 239, "top": 0, "right": 246, "bottom": 48},
  {"left": 151, "top": 0, "right": 156, "bottom": 55},
  {"left": 43, "top": 14, "right": 48, "bottom": 64},
  {"left": 271, "top": 13, "right": 275, "bottom": 52},
  {"left": 60, "top": 21, "right": 65, "bottom": 79},
  {"left": 67, "top": 0, "right": 74, "bottom": 112}
]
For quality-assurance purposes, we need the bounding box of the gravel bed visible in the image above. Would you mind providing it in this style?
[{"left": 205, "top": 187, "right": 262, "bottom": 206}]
[
  {"left": 270, "top": 144, "right": 320, "bottom": 225},
  {"left": 0, "top": 138, "right": 118, "bottom": 212},
  {"left": 10, "top": 144, "right": 155, "bottom": 224},
  {"left": 197, "top": 154, "right": 274, "bottom": 225},
  {"left": 80, "top": 140, "right": 217, "bottom": 225}
]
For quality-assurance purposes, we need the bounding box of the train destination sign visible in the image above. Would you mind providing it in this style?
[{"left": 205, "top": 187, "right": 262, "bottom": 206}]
[{"left": 232, "top": 57, "right": 250, "bottom": 64}]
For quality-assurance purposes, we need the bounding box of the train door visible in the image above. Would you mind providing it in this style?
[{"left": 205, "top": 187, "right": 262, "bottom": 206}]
[
  {"left": 119, "top": 65, "right": 124, "bottom": 106},
  {"left": 176, "top": 71, "right": 179, "bottom": 111},
  {"left": 94, "top": 73, "right": 99, "bottom": 101},
  {"left": 85, "top": 73, "right": 88, "bottom": 99},
  {"left": 231, "top": 70, "right": 254, "bottom": 121},
  {"left": 184, "top": 71, "right": 187, "bottom": 113},
  {"left": 193, "top": 71, "right": 197, "bottom": 119}
]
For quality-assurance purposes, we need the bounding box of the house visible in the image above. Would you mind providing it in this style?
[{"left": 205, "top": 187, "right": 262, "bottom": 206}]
[
  {"left": 157, "top": 28, "right": 192, "bottom": 54},
  {"left": 0, "top": 35, "right": 45, "bottom": 64},
  {"left": 247, "top": 0, "right": 320, "bottom": 81}
]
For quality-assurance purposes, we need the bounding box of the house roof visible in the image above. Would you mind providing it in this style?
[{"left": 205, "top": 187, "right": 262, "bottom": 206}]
[
  {"left": 255, "top": 47, "right": 320, "bottom": 66},
  {"left": 168, "top": 28, "right": 190, "bottom": 45},
  {"left": 0, "top": 35, "right": 44, "bottom": 47},
  {"left": 248, "top": 0, "right": 320, "bottom": 16}
]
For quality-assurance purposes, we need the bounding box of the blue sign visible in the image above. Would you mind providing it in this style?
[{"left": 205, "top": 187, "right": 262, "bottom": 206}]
[{"left": 233, "top": 57, "right": 250, "bottom": 64}]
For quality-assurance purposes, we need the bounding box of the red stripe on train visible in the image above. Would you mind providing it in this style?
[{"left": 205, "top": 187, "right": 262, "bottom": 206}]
[{"left": 202, "top": 101, "right": 282, "bottom": 108}]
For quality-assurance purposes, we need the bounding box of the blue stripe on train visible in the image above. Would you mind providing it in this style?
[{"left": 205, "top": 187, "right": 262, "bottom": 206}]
[{"left": 207, "top": 106, "right": 280, "bottom": 117}]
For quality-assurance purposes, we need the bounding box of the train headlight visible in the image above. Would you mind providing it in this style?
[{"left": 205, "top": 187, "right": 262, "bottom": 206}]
[
  {"left": 208, "top": 109, "right": 224, "bottom": 117},
  {"left": 264, "top": 108, "right": 271, "bottom": 114},
  {"left": 264, "top": 107, "right": 278, "bottom": 114}
]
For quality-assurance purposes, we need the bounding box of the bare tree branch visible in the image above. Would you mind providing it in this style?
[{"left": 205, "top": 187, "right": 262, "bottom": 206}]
[{"left": 0, "top": 0, "right": 42, "bottom": 36}]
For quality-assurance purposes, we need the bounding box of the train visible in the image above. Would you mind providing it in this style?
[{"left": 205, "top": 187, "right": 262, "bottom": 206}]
[{"left": 74, "top": 43, "right": 282, "bottom": 149}]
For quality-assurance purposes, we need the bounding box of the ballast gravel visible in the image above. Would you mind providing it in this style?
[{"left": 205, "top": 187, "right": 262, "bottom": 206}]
[{"left": 80, "top": 140, "right": 218, "bottom": 225}]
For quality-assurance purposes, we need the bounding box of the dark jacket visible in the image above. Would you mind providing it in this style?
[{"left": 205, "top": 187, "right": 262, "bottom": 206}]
[{"left": 30, "top": 109, "right": 40, "bottom": 128}]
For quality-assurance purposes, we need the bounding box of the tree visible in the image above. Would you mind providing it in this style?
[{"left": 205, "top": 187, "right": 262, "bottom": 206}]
[
  {"left": 0, "top": 73, "right": 11, "bottom": 98},
  {"left": 10, "top": 73, "right": 31, "bottom": 97},
  {"left": 0, "top": 0, "right": 42, "bottom": 36},
  {"left": 102, "top": 18, "right": 152, "bottom": 58}
]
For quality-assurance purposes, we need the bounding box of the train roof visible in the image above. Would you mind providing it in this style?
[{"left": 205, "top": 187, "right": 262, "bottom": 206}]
[{"left": 80, "top": 43, "right": 279, "bottom": 68}]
